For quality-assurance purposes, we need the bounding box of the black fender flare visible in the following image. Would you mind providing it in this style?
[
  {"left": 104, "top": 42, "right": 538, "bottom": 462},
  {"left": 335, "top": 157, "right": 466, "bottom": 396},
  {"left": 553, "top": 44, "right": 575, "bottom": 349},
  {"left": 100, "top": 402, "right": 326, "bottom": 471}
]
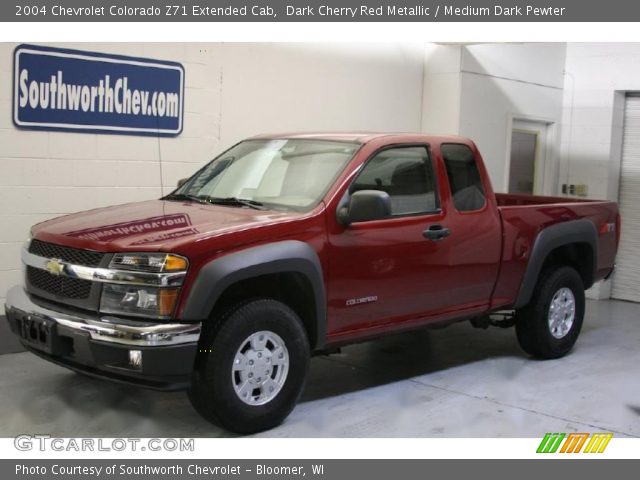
[
  {"left": 513, "top": 219, "right": 598, "bottom": 309},
  {"left": 179, "top": 240, "right": 326, "bottom": 349}
]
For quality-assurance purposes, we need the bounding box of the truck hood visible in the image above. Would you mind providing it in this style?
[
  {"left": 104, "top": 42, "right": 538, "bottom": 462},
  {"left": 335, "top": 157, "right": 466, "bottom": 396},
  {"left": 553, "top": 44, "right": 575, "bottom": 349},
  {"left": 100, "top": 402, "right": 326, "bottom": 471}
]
[{"left": 32, "top": 199, "right": 305, "bottom": 252}]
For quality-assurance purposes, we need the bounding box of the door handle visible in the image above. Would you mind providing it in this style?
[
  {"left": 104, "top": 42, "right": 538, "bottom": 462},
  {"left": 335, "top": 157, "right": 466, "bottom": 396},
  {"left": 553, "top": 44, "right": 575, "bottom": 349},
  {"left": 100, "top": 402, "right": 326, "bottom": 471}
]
[{"left": 423, "top": 224, "right": 451, "bottom": 241}]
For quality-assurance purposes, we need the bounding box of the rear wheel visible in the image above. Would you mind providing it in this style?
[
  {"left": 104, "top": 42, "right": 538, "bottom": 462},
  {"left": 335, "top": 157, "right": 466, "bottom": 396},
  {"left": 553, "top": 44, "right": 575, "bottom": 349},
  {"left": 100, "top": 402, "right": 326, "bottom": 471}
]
[
  {"left": 188, "top": 299, "right": 310, "bottom": 434},
  {"left": 515, "top": 266, "right": 585, "bottom": 359}
]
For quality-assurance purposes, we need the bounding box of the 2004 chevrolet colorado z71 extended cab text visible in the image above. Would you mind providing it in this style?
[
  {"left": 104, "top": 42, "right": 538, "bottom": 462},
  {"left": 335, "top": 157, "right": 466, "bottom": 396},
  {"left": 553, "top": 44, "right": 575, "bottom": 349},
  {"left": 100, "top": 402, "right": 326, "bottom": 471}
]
[{"left": 5, "top": 133, "right": 619, "bottom": 433}]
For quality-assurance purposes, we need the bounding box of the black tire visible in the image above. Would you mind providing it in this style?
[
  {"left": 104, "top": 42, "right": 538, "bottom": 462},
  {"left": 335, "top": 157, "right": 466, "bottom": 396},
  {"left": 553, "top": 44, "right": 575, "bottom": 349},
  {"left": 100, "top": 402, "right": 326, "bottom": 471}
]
[
  {"left": 515, "top": 266, "right": 585, "bottom": 359},
  {"left": 188, "top": 299, "right": 310, "bottom": 434}
]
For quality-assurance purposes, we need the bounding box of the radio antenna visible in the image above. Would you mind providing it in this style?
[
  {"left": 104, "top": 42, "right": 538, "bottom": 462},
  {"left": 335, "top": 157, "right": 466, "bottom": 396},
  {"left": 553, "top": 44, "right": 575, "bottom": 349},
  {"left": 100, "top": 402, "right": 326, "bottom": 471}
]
[{"left": 156, "top": 114, "right": 165, "bottom": 197}]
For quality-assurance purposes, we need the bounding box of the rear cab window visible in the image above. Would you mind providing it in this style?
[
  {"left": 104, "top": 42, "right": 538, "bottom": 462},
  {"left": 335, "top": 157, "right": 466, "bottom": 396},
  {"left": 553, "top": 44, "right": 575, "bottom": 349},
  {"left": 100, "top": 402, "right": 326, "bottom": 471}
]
[{"left": 441, "top": 143, "right": 486, "bottom": 212}]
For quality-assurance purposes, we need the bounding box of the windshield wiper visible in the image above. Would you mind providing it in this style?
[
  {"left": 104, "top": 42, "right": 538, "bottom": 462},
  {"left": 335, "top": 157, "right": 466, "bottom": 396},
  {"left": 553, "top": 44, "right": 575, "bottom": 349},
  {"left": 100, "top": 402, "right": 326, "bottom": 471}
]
[
  {"left": 203, "top": 196, "right": 265, "bottom": 210},
  {"left": 163, "top": 193, "right": 207, "bottom": 204}
]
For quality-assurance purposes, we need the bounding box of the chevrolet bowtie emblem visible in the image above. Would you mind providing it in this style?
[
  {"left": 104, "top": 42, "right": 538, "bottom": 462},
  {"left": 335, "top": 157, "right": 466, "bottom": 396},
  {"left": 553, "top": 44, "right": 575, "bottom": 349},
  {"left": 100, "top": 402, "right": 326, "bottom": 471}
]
[{"left": 45, "top": 259, "right": 65, "bottom": 276}]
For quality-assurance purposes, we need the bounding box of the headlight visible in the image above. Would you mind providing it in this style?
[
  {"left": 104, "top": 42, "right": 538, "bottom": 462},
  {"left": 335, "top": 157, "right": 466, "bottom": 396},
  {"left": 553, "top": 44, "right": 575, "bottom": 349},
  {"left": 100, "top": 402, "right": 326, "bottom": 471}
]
[
  {"left": 109, "top": 253, "right": 188, "bottom": 272},
  {"left": 100, "top": 284, "right": 180, "bottom": 319},
  {"left": 100, "top": 252, "right": 188, "bottom": 319}
]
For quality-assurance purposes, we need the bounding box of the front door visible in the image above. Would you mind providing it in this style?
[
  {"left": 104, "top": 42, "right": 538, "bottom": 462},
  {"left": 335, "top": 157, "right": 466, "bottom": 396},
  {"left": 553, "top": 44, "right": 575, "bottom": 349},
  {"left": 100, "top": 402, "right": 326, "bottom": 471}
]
[{"left": 326, "top": 143, "right": 502, "bottom": 340}]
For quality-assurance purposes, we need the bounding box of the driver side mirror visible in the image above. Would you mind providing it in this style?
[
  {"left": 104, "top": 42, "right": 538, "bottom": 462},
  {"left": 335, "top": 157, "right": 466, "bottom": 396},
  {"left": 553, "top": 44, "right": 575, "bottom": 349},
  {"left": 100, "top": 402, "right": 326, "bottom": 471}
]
[
  {"left": 337, "top": 190, "right": 392, "bottom": 226},
  {"left": 177, "top": 178, "right": 188, "bottom": 188}
]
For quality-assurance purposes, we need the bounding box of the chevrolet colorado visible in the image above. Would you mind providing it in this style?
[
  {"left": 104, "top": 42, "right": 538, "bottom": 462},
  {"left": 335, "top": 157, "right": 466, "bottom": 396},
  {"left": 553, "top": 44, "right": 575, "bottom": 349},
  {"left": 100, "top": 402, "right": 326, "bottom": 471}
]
[{"left": 4, "top": 133, "right": 619, "bottom": 433}]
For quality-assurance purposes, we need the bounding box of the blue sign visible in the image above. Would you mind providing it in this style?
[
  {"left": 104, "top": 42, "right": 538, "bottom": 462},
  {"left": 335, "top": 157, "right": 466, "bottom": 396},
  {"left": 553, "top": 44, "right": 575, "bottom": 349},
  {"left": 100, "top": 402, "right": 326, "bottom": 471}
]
[{"left": 13, "top": 44, "right": 184, "bottom": 136}]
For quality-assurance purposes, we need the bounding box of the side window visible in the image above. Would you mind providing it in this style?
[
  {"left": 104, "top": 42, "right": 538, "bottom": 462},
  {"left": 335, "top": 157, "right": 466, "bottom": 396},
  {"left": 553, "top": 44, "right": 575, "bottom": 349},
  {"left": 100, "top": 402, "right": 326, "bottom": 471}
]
[
  {"left": 441, "top": 144, "right": 486, "bottom": 211},
  {"left": 351, "top": 146, "right": 438, "bottom": 216}
]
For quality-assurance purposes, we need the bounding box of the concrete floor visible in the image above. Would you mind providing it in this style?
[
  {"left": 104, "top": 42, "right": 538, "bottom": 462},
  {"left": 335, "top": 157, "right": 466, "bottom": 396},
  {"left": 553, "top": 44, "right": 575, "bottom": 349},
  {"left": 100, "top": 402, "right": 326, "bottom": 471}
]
[{"left": 0, "top": 299, "right": 638, "bottom": 437}]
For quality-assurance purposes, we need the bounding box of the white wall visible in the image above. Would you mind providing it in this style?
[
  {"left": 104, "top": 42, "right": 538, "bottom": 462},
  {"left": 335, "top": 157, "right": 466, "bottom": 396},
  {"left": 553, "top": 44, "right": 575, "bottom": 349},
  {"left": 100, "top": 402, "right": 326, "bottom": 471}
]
[
  {"left": 421, "top": 44, "right": 462, "bottom": 135},
  {"left": 219, "top": 44, "right": 425, "bottom": 144},
  {"left": 0, "top": 42, "right": 426, "bottom": 310},
  {"left": 559, "top": 43, "right": 640, "bottom": 202},
  {"left": 458, "top": 43, "right": 566, "bottom": 193},
  {"left": 419, "top": 43, "right": 566, "bottom": 193},
  {"left": 559, "top": 43, "right": 640, "bottom": 299}
]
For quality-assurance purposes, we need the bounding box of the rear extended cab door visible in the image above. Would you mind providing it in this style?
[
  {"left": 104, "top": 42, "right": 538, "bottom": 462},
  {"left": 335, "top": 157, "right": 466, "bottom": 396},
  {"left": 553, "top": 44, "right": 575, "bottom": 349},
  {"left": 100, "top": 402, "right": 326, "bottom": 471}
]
[{"left": 324, "top": 137, "right": 503, "bottom": 343}]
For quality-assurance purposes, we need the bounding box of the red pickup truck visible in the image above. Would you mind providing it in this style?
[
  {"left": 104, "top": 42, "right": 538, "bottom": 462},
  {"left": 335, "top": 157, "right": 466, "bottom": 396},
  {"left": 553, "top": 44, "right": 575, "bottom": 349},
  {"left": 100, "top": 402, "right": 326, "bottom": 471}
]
[{"left": 5, "top": 133, "right": 619, "bottom": 433}]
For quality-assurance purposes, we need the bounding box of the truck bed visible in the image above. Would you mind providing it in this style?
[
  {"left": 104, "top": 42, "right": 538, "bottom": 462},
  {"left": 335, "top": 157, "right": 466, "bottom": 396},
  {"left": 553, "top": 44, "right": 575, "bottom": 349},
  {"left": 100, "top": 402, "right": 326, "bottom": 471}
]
[{"left": 491, "top": 192, "right": 619, "bottom": 310}]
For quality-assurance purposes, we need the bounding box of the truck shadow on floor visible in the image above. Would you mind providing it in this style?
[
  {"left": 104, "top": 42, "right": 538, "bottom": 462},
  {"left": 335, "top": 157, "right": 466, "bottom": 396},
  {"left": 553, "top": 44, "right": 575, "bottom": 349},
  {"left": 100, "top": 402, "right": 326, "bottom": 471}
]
[
  {"left": 10, "top": 322, "right": 527, "bottom": 436},
  {"left": 301, "top": 322, "right": 524, "bottom": 402}
]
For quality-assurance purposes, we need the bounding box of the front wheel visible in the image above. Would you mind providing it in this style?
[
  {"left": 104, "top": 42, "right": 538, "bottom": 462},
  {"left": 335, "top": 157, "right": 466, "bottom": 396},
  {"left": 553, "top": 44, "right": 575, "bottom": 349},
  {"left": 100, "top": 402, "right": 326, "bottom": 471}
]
[
  {"left": 188, "top": 299, "right": 310, "bottom": 434},
  {"left": 515, "top": 266, "right": 585, "bottom": 359}
]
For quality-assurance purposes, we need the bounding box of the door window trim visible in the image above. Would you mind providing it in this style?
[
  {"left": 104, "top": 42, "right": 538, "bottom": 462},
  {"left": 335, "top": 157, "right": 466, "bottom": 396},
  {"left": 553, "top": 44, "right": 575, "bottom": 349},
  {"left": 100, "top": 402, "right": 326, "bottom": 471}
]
[{"left": 345, "top": 143, "right": 443, "bottom": 220}]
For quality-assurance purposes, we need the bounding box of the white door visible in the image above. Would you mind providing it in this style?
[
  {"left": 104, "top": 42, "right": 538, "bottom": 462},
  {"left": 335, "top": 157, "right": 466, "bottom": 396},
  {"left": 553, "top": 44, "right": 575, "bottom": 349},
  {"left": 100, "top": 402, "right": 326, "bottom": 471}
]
[
  {"left": 508, "top": 120, "right": 549, "bottom": 195},
  {"left": 612, "top": 95, "right": 640, "bottom": 302}
]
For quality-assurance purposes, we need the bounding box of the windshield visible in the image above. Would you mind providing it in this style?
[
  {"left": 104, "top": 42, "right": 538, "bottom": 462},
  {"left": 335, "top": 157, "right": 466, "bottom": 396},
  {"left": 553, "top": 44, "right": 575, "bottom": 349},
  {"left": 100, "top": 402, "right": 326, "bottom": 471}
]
[{"left": 171, "top": 139, "right": 360, "bottom": 211}]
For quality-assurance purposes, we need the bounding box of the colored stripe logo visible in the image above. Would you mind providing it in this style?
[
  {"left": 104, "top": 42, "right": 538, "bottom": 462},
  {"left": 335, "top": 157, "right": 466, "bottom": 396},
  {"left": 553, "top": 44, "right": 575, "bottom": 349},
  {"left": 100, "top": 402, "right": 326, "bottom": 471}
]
[{"left": 537, "top": 432, "right": 613, "bottom": 453}]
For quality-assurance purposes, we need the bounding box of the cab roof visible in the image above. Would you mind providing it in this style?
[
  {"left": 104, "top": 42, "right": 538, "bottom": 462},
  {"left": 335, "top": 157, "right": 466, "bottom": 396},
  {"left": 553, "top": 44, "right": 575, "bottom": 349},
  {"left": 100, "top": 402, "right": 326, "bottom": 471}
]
[{"left": 249, "top": 132, "right": 472, "bottom": 144}]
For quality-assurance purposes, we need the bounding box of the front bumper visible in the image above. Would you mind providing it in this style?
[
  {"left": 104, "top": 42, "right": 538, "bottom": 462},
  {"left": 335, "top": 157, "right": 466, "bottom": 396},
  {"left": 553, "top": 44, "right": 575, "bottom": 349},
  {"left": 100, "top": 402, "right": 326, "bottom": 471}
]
[{"left": 4, "top": 286, "right": 201, "bottom": 390}]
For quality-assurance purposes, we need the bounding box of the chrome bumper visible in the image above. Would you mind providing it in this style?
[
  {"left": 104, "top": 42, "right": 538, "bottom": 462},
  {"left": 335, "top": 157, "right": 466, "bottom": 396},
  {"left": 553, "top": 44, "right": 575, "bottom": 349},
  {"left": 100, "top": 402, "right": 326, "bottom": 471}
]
[{"left": 5, "top": 285, "right": 201, "bottom": 347}]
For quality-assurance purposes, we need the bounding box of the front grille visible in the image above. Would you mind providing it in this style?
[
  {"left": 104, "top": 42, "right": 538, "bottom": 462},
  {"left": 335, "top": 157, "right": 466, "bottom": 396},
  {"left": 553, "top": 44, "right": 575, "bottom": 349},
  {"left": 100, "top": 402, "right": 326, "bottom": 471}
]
[
  {"left": 29, "top": 239, "right": 104, "bottom": 267},
  {"left": 27, "top": 266, "right": 92, "bottom": 299}
]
